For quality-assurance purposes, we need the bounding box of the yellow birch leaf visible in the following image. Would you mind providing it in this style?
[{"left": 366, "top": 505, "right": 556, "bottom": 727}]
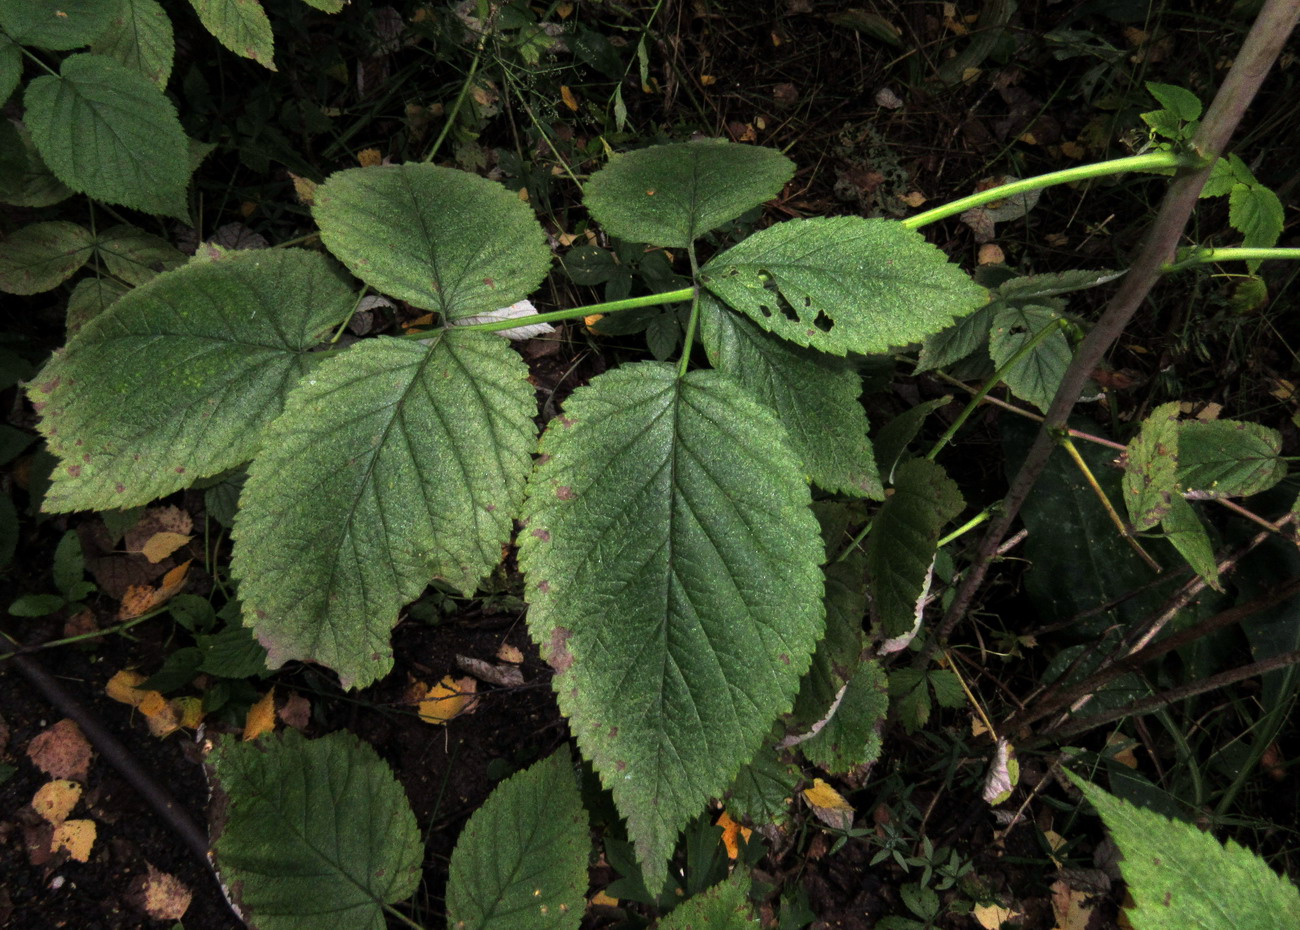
[
  {"left": 32, "top": 780, "right": 82, "bottom": 825},
  {"left": 144, "top": 700, "right": 182, "bottom": 738},
  {"left": 52, "top": 819, "right": 97, "bottom": 862},
  {"left": 973, "top": 903, "right": 1019, "bottom": 929},
  {"left": 155, "top": 560, "right": 191, "bottom": 602},
  {"left": 415, "top": 675, "right": 477, "bottom": 724},
  {"left": 106, "top": 669, "right": 149, "bottom": 706},
  {"left": 715, "top": 810, "right": 752, "bottom": 860},
  {"left": 243, "top": 687, "right": 277, "bottom": 741},
  {"left": 140, "top": 531, "right": 192, "bottom": 563},
  {"left": 141, "top": 864, "right": 192, "bottom": 920},
  {"left": 560, "top": 86, "right": 579, "bottom": 111},
  {"left": 357, "top": 147, "right": 383, "bottom": 167},
  {"left": 118, "top": 585, "right": 157, "bottom": 620},
  {"left": 137, "top": 690, "right": 169, "bottom": 718},
  {"left": 496, "top": 643, "right": 524, "bottom": 664},
  {"left": 803, "top": 778, "right": 851, "bottom": 811},
  {"left": 699, "top": 74, "right": 717, "bottom": 86}
]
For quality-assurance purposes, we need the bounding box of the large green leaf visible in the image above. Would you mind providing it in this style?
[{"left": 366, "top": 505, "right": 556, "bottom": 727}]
[
  {"left": 209, "top": 730, "right": 422, "bottom": 930},
  {"left": 519, "top": 363, "right": 824, "bottom": 886},
  {"left": 866, "top": 458, "right": 963, "bottom": 640},
  {"left": 583, "top": 140, "right": 794, "bottom": 248},
  {"left": 1123, "top": 402, "right": 1181, "bottom": 531},
  {"left": 314, "top": 163, "right": 551, "bottom": 320},
  {"left": 1073, "top": 775, "right": 1300, "bottom": 930},
  {"left": 29, "top": 249, "right": 354, "bottom": 512},
  {"left": 90, "top": 0, "right": 175, "bottom": 88},
  {"left": 988, "top": 302, "right": 1071, "bottom": 414},
  {"left": 0, "top": 119, "right": 73, "bottom": 208},
  {"left": 658, "top": 870, "right": 757, "bottom": 930},
  {"left": 701, "top": 216, "right": 987, "bottom": 355},
  {"left": 24, "top": 53, "right": 189, "bottom": 217},
  {"left": 187, "top": 0, "right": 275, "bottom": 70},
  {"left": 232, "top": 330, "right": 536, "bottom": 689},
  {"left": 0, "top": 0, "right": 121, "bottom": 50},
  {"left": 699, "top": 295, "right": 880, "bottom": 498},
  {"left": 0, "top": 221, "right": 94, "bottom": 294},
  {"left": 445, "top": 747, "right": 589, "bottom": 930},
  {"left": 1177, "top": 419, "right": 1285, "bottom": 499}
]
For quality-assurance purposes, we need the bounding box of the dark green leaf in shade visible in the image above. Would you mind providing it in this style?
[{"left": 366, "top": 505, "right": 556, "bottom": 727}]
[
  {"left": 584, "top": 140, "right": 794, "bottom": 248},
  {"left": 8, "top": 593, "right": 66, "bottom": 617},
  {"left": 24, "top": 53, "right": 190, "bottom": 217},
  {"left": 800, "top": 659, "right": 888, "bottom": 774},
  {"left": 65, "top": 277, "right": 130, "bottom": 334},
  {"left": 994, "top": 269, "right": 1123, "bottom": 302},
  {"left": 1160, "top": 495, "right": 1220, "bottom": 591},
  {"left": 1072, "top": 774, "right": 1300, "bottom": 930},
  {"left": 658, "top": 869, "right": 758, "bottom": 930},
  {"left": 95, "top": 224, "right": 185, "bottom": 285},
  {"left": 0, "top": 37, "right": 18, "bottom": 104},
  {"left": 789, "top": 547, "right": 868, "bottom": 733},
  {"left": 313, "top": 163, "right": 551, "bottom": 319},
  {"left": 699, "top": 295, "right": 881, "bottom": 498},
  {"left": 866, "top": 458, "right": 963, "bottom": 640},
  {"left": 915, "top": 303, "right": 994, "bottom": 372},
  {"left": 208, "top": 730, "right": 422, "bottom": 930},
  {"left": 0, "top": 0, "right": 121, "bottom": 50},
  {"left": 519, "top": 363, "right": 824, "bottom": 887},
  {"left": 29, "top": 249, "right": 355, "bottom": 512},
  {"left": 0, "top": 424, "right": 34, "bottom": 466},
  {"left": 1122, "top": 402, "right": 1181, "bottom": 531},
  {"left": 701, "top": 216, "right": 988, "bottom": 356},
  {"left": 298, "top": 0, "right": 346, "bottom": 11},
  {"left": 870, "top": 395, "right": 952, "bottom": 482},
  {"left": 89, "top": 0, "right": 174, "bottom": 87},
  {"left": 987, "top": 302, "right": 1071, "bottom": 414},
  {"left": 232, "top": 331, "right": 536, "bottom": 689},
  {"left": 0, "top": 221, "right": 94, "bottom": 294},
  {"left": 725, "top": 743, "right": 801, "bottom": 829},
  {"left": 187, "top": 0, "right": 276, "bottom": 70},
  {"left": 0, "top": 119, "right": 73, "bottom": 208},
  {"left": 1230, "top": 183, "right": 1284, "bottom": 251},
  {"left": 198, "top": 623, "right": 269, "bottom": 678},
  {"left": 0, "top": 493, "right": 16, "bottom": 570},
  {"left": 445, "top": 746, "right": 590, "bottom": 930},
  {"left": 1177, "top": 419, "right": 1285, "bottom": 499}
]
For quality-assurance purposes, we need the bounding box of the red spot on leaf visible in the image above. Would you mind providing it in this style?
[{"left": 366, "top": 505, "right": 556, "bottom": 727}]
[
  {"left": 67, "top": 465, "right": 81, "bottom": 477},
  {"left": 556, "top": 486, "right": 576, "bottom": 501},
  {"left": 483, "top": 277, "right": 495, "bottom": 288},
  {"left": 615, "top": 760, "right": 627, "bottom": 772},
  {"left": 115, "top": 483, "right": 126, "bottom": 493},
  {"left": 175, "top": 467, "right": 185, "bottom": 474},
  {"left": 531, "top": 529, "right": 550, "bottom": 541},
  {"left": 779, "top": 653, "right": 790, "bottom": 665},
  {"left": 537, "top": 580, "right": 550, "bottom": 593},
  {"left": 547, "top": 626, "right": 574, "bottom": 674},
  {"left": 559, "top": 416, "right": 577, "bottom": 427}
]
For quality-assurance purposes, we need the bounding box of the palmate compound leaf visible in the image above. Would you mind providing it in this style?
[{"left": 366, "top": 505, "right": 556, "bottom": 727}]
[
  {"left": 445, "top": 746, "right": 589, "bottom": 930},
  {"left": 518, "top": 363, "right": 824, "bottom": 887},
  {"left": 29, "top": 249, "right": 355, "bottom": 512},
  {"left": 208, "top": 730, "right": 422, "bottom": 930},
  {"left": 232, "top": 330, "right": 535, "bottom": 689},
  {"left": 313, "top": 163, "right": 551, "bottom": 320},
  {"left": 583, "top": 140, "right": 795, "bottom": 248},
  {"left": 701, "top": 216, "right": 988, "bottom": 356},
  {"left": 1071, "top": 774, "right": 1300, "bottom": 930},
  {"left": 24, "top": 53, "right": 190, "bottom": 218},
  {"left": 699, "top": 295, "right": 882, "bottom": 498}
]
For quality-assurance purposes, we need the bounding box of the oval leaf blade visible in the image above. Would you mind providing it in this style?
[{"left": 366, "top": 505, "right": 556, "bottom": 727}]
[
  {"left": 187, "top": 0, "right": 276, "bottom": 70},
  {"left": 702, "top": 216, "right": 988, "bottom": 355},
  {"left": 232, "top": 331, "right": 536, "bottom": 689},
  {"left": 313, "top": 163, "right": 551, "bottom": 319},
  {"left": 518, "top": 363, "right": 824, "bottom": 885},
  {"left": 29, "top": 249, "right": 355, "bottom": 512},
  {"left": 445, "top": 746, "right": 590, "bottom": 930},
  {"left": 90, "top": 0, "right": 175, "bottom": 87},
  {"left": 0, "top": 221, "right": 94, "bottom": 294},
  {"left": 24, "top": 53, "right": 190, "bottom": 217},
  {"left": 209, "top": 730, "right": 422, "bottom": 930},
  {"left": 584, "top": 140, "right": 795, "bottom": 248},
  {"left": 0, "top": 0, "right": 121, "bottom": 50}
]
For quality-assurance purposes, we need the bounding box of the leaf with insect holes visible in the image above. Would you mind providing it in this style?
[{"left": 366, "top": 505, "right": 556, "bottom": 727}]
[
  {"left": 233, "top": 330, "right": 536, "bottom": 690},
  {"left": 702, "top": 216, "right": 988, "bottom": 356},
  {"left": 445, "top": 747, "right": 589, "bottom": 930},
  {"left": 90, "top": 0, "right": 175, "bottom": 88},
  {"left": 0, "top": 0, "right": 122, "bottom": 50},
  {"left": 1122, "top": 402, "right": 1181, "bottom": 531},
  {"left": 209, "top": 730, "right": 422, "bottom": 930},
  {"left": 988, "top": 302, "right": 1072, "bottom": 414},
  {"left": 584, "top": 140, "right": 794, "bottom": 248},
  {"left": 519, "top": 362, "right": 824, "bottom": 887},
  {"left": 187, "top": 0, "right": 275, "bottom": 70},
  {"left": 1177, "top": 419, "right": 1285, "bottom": 500},
  {"left": 30, "top": 249, "right": 355, "bottom": 513},
  {"left": 313, "top": 164, "right": 551, "bottom": 320},
  {"left": 0, "top": 221, "right": 95, "bottom": 295}
]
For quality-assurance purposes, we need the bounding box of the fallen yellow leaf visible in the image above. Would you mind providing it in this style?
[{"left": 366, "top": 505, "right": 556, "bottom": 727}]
[
  {"left": 140, "top": 531, "right": 191, "bottom": 563},
  {"left": 803, "top": 778, "right": 851, "bottom": 811},
  {"left": 357, "top": 147, "right": 383, "bottom": 167},
  {"left": 560, "top": 85, "right": 579, "bottom": 111},
  {"left": 288, "top": 172, "right": 317, "bottom": 205},
  {"left": 32, "top": 780, "right": 82, "bottom": 825},
  {"left": 497, "top": 643, "right": 524, "bottom": 664},
  {"left": 140, "top": 864, "right": 192, "bottom": 920},
  {"left": 973, "top": 903, "right": 1019, "bottom": 929},
  {"left": 590, "top": 890, "right": 619, "bottom": 907},
  {"left": 106, "top": 669, "right": 149, "bottom": 705},
  {"left": 243, "top": 687, "right": 277, "bottom": 741},
  {"left": 715, "top": 810, "right": 752, "bottom": 860},
  {"left": 413, "top": 675, "right": 477, "bottom": 724},
  {"left": 52, "top": 819, "right": 97, "bottom": 862}
]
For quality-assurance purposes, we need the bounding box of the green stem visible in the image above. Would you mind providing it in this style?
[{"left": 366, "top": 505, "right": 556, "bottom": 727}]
[
  {"left": 926, "top": 317, "right": 1068, "bottom": 460},
  {"left": 423, "top": 17, "right": 490, "bottom": 164},
  {"left": 677, "top": 247, "right": 703, "bottom": 378},
  {"left": 447, "top": 286, "right": 695, "bottom": 335},
  {"left": 902, "top": 152, "right": 1197, "bottom": 230},
  {"left": 1163, "top": 246, "right": 1300, "bottom": 271},
  {"left": 0, "top": 608, "right": 167, "bottom": 662},
  {"left": 381, "top": 903, "right": 429, "bottom": 930},
  {"left": 938, "top": 508, "right": 992, "bottom": 549}
]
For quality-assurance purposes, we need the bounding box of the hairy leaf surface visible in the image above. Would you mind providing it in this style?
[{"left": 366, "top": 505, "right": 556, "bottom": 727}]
[
  {"left": 445, "top": 747, "right": 589, "bottom": 930},
  {"left": 1123, "top": 401, "right": 1181, "bottom": 531},
  {"left": 187, "top": 0, "right": 275, "bottom": 70},
  {"left": 701, "top": 216, "right": 987, "bottom": 355},
  {"left": 24, "top": 53, "right": 189, "bottom": 217},
  {"left": 95, "top": 224, "right": 185, "bottom": 285},
  {"left": 0, "top": 0, "right": 120, "bottom": 50},
  {"left": 1177, "top": 420, "right": 1285, "bottom": 499},
  {"left": 30, "top": 249, "right": 353, "bottom": 512},
  {"left": 90, "top": 0, "right": 174, "bottom": 87},
  {"left": 699, "top": 296, "right": 880, "bottom": 497},
  {"left": 0, "top": 221, "right": 94, "bottom": 294},
  {"left": 658, "top": 870, "right": 757, "bottom": 930},
  {"left": 209, "top": 730, "right": 422, "bottom": 930},
  {"left": 233, "top": 331, "right": 535, "bottom": 689},
  {"left": 584, "top": 140, "right": 794, "bottom": 248},
  {"left": 314, "top": 164, "right": 551, "bottom": 319},
  {"left": 915, "top": 303, "right": 993, "bottom": 372},
  {"left": 519, "top": 363, "right": 824, "bottom": 885},
  {"left": 800, "top": 659, "right": 887, "bottom": 774}
]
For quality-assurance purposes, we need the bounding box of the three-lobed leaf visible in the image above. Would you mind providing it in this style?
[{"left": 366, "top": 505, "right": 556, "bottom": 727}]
[
  {"left": 232, "top": 330, "right": 536, "bottom": 689},
  {"left": 29, "top": 249, "right": 355, "bottom": 512},
  {"left": 584, "top": 140, "right": 794, "bottom": 248},
  {"left": 519, "top": 362, "right": 824, "bottom": 886}
]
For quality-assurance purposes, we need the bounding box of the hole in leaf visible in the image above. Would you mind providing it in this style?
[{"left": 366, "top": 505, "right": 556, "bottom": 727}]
[{"left": 813, "top": 311, "right": 834, "bottom": 332}]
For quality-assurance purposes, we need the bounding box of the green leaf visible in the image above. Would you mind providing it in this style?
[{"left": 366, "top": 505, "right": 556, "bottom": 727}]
[
  {"left": 887, "top": 667, "right": 931, "bottom": 733},
  {"left": 699, "top": 295, "right": 881, "bottom": 498},
  {"left": 1161, "top": 495, "right": 1220, "bottom": 591},
  {"left": 0, "top": 0, "right": 121, "bottom": 50},
  {"left": 1146, "top": 82, "right": 1202, "bottom": 122},
  {"left": 1072, "top": 775, "right": 1300, "bottom": 930},
  {"left": 800, "top": 658, "right": 888, "bottom": 773},
  {"left": 52, "top": 530, "right": 87, "bottom": 600},
  {"left": 584, "top": 140, "right": 794, "bottom": 248},
  {"left": 8, "top": 593, "right": 66, "bottom": 617},
  {"left": 197, "top": 623, "right": 269, "bottom": 678},
  {"left": 0, "top": 221, "right": 94, "bottom": 294},
  {"left": 866, "top": 458, "right": 963, "bottom": 640},
  {"left": 0, "top": 38, "right": 18, "bottom": 104},
  {"left": 0, "top": 493, "right": 16, "bottom": 571},
  {"left": 988, "top": 302, "right": 1071, "bottom": 413},
  {"left": 1200, "top": 157, "right": 1239, "bottom": 199},
  {"left": 995, "top": 269, "right": 1123, "bottom": 302},
  {"left": 659, "top": 870, "right": 757, "bottom": 930},
  {"left": 563, "top": 245, "right": 619, "bottom": 285},
  {"left": 314, "top": 164, "right": 551, "bottom": 319},
  {"left": 0, "top": 119, "right": 73, "bottom": 208},
  {"left": 914, "top": 304, "right": 993, "bottom": 372},
  {"left": 1122, "top": 401, "right": 1181, "bottom": 531},
  {"left": 89, "top": 0, "right": 174, "bottom": 88},
  {"left": 24, "top": 53, "right": 190, "bottom": 217},
  {"left": 519, "top": 363, "right": 824, "bottom": 885},
  {"left": 1229, "top": 183, "right": 1284, "bottom": 254},
  {"left": 30, "top": 249, "right": 355, "bottom": 512},
  {"left": 0, "top": 424, "right": 35, "bottom": 466},
  {"left": 187, "top": 0, "right": 275, "bottom": 70},
  {"left": 702, "top": 216, "right": 988, "bottom": 356},
  {"left": 209, "top": 730, "right": 422, "bottom": 930},
  {"left": 871, "top": 396, "right": 952, "bottom": 481},
  {"left": 66, "top": 276, "right": 130, "bottom": 334},
  {"left": 790, "top": 548, "right": 868, "bottom": 732},
  {"left": 1141, "top": 109, "right": 1185, "bottom": 140},
  {"left": 726, "top": 744, "right": 801, "bottom": 829},
  {"left": 298, "top": 0, "right": 345, "bottom": 11},
  {"left": 94, "top": 224, "right": 185, "bottom": 285},
  {"left": 445, "top": 747, "right": 589, "bottom": 930},
  {"left": 232, "top": 330, "right": 536, "bottom": 689},
  {"left": 1177, "top": 419, "right": 1285, "bottom": 499}
]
